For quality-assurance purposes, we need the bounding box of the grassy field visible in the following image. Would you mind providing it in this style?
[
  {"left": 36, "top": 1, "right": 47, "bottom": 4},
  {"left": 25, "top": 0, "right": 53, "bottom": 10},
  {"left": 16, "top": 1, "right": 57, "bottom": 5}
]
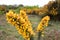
[{"left": 0, "top": 14, "right": 60, "bottom": 40}]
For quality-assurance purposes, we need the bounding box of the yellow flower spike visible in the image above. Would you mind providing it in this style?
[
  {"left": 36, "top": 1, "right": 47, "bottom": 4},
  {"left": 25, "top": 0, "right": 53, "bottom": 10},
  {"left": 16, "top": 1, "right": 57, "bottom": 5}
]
[
  {"left": 6, "top": 10, "right": 44, "bottom": 40},
  {"left": 20, "top": 10, "right": 34, "bottom": 36},
  {"left": 36, "top": 16, "right": 50, "bottom": 32}
]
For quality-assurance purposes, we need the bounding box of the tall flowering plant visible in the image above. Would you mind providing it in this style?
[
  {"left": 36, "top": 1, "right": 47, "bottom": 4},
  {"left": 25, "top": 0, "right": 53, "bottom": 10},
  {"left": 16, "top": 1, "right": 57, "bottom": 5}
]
[{"left": 6, "top": 10, "right": 50, "bottom": 40}]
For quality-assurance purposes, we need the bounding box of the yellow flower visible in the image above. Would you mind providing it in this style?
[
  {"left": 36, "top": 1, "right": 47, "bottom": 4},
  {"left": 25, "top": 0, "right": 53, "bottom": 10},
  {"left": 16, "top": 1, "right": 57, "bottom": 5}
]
[
  {"left": 6, "top": 10, "right": 14, "bottom": 17},
  {"left": 20, "top": 10, "right": 26, "bottom": 16},
  {"left": 6, "top": 10, "right": 51, "bottom": 40},
  {"left": 13, "top": 13, "right": 18, "bottom": 18},
  {"left": 36, "top": 16, "right": 50, "bottom": 32}
]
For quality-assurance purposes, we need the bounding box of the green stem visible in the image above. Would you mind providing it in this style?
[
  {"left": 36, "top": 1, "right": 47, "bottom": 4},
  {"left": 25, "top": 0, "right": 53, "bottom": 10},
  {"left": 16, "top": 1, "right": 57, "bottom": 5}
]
[
  {"left": 30, "top": 35, "right": 34, "bottom": 40},
  {"left": 38, "top": 31, "right": 42, "bottom": 40}
]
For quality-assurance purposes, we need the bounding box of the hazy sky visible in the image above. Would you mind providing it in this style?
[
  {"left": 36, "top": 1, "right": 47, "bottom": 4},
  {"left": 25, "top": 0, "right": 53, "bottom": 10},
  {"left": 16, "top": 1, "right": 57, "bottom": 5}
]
[{"left": 0, "top": 0, "right": 54, "bottom": 7}]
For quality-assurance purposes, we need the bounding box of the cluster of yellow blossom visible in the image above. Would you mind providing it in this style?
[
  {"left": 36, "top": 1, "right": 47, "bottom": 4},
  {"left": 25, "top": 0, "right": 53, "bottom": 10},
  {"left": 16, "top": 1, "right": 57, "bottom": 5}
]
[
  {"left": 50, "top": 8, "right": 57, "bottom": 15},
  {"left": 6, "top": 9, "right": 50, "bottom": 40},
  {"left": 36, "top": 16, "right": 50, "bottom": 32},
  {"left": 6, "top": 10, "right": 34, "bottom": 40},
  {"left": 36, "top": 16, "right": 50, "bottom": 37},
  {"left": 21, "top": 8, "right": 44, "bottom": 15}
]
